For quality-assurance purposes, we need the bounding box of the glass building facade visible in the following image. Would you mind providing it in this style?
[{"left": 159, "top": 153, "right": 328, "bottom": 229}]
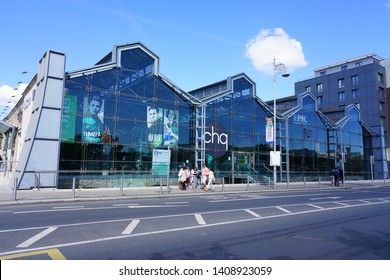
[
  {"left": 191, "top": 75, "right": 272, "bottom": 182},
  {"left": 276, "top": 93, "right": 373, "bottom": 182},
  {"left": 280, "top": 94, "right": 334, "bottom": 181},
  {"left": 3, "top": 42, "right": 382, "bottom": 189},
  {"left": 60, "top": 44, "right": 196, "bottom": 181}
]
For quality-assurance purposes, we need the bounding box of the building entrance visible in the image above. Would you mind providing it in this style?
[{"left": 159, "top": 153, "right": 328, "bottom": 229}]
[{"left": 232, "top": 152, "right": 256, "bottom": 183}]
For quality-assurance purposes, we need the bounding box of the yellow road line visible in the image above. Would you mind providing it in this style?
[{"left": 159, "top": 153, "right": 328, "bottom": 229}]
[{"left": 0, "top": 248, "right": 66, "bottom": 260}]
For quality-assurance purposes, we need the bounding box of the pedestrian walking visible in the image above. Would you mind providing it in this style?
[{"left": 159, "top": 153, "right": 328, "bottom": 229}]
[
  {"left": 190, "top": 166, "right": 199, "bottom": 189},
  {"left": 207, "top": 168, "right": 216, "bottom": 192},
  {"left": 201, "top": 164, "right": 209, "bottom": 191},
  {"left": 178, "top": 166, "right": 186, "bottom": 190}
]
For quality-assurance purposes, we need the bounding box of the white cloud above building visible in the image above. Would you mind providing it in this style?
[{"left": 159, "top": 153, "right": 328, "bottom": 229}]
[{"left": 245, "top": 28, "right": 308, "bottom": 75}]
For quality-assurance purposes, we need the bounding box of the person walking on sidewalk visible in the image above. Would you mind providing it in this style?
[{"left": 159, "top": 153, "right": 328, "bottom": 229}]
[
  {"left": 190, "top": 166, "right": 199, "bottom": 189},
  {"left": 201, "top": 164, "right": 209, "bottom": 191},
  {"left": 178, "top": 166, "right": 190, "bottom": 190},
  {"left": 207, "top": 168, "right": 216, "bottom": 192}
]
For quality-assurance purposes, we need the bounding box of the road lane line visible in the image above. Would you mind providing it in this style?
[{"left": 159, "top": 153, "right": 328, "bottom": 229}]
[
  {"left": 17, "top": 227, "right": 58, "bottom": 248},
  {"left": 358, "top": 200, "right": 372, "bottom": 204},
  {"left": 245, "top": 209, "right": 261, "bottom": 218},
  {"left": 122, "top": 220, "right": 140, "bottom": 235},
  {"left": 276, "top": 206, "right": 292, "bottom": 214},
  {"left": 164, "top": 202, "right": 189, "bottom": 205},
  {"left": 2, "top": 199, "right": 390, "bottom": 257},
  {"left": 307, "top": 204, "right": 324, "bottom": 209},
  {"left": 128, "top": 205, "right": 188, "bottom": 208},
  {"left": 210, "top": 193, "right": 332, "bottom": 203},
  {"left": 195, "top": 214, "right": 206, "bottom": 225},
  {"left": 334, "top": 202, "right": 349, "bottom": 207},
  {"left": 53, "top": 206, "right": 84, "bottom": 209}
]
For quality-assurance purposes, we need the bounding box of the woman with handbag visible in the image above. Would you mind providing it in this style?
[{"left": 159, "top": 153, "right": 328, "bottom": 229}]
[{"left": 178, "top": 166, "right": 190, "bottom": 190}]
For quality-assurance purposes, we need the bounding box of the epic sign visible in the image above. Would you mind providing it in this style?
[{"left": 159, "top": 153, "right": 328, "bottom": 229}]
[
  {"left": 204, "top": 121, "right": 229, "bottom": 157},
  {"left": 293, "top": 114, "right": 308, "bottom": 124}
]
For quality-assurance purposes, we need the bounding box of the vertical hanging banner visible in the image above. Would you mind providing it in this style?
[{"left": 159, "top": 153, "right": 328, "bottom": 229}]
[
  {"left": 152, "top": 149, "right": 171, "bottom": 176},
  {"left": 265, "top": 117, "right": 274, "bottom": 144}
]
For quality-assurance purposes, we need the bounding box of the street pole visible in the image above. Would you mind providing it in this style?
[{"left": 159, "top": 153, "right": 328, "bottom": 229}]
[
  {"left": 273, "top": 69, "right": 277, "bottom": 189},
  {"left": 272, "top": 58, "right": 289, "bottom": 189}
]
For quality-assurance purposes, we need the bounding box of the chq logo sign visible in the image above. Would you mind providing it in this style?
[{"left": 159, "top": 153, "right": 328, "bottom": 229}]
[{"left": 204, "top": 121, "right": 229, "bottom": 157}]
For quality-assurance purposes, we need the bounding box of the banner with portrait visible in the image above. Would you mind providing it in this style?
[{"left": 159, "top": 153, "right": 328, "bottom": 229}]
[
  {"left": 82, "top": 95, "right": 105, "bottom": 143},
  {"left": 147, "top": 106, "right": 179, "bottom": 147}
]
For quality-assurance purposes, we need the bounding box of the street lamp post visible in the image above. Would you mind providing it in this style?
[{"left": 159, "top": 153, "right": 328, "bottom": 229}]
[{"left": 272, "top": 58, "right": 289, "bottom": 188}]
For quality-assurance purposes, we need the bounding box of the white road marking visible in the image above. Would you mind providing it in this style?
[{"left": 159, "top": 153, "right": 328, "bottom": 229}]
[
  {"left": 13, "top": 206, "right": 130, "bottom": 214},
  {"left": 128, "top": 205, "right": 188, "bottom": 208},
  {"left": 309, "top": 197, "right": 341, "bottom": 200},
  {"left": 276, "top": 206, "right": 292, "bottom": 214},
  {"left": 333, "top": 202, "right": 349, "bottom": 207},
  {"left": 358, "top": 200, "right": 372, "bottom": 204},
  {"left": 53, "top": 206, "right": 84, "bottom": 209},
  {"left": 17, "top": 227, "right": 58, "bottom": 248},
  {"left": 211, "top": 193, "right": 332, "bottom": 203},
  {"left": 195, "top": 214, "right": 206, "bottom": 225},
  {"left": 164, "top": 202, "right": 189, "bottom": 205},
  {"left": 308, "top": 204, "right": 324, "bottom": 209},
  {"left": 2, "top": 198, "right": 390, "bottom": 257},
  {"left": 245, "top": 209, "right": 261, "bottom": 218},
  {"left": 122, "top": 220, "right": 140, "bottom": 235}
]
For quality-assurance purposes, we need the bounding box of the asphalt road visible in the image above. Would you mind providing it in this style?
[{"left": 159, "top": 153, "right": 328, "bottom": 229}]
[{"left": 1, "top": 187, "right": 390, "bottom": 260}]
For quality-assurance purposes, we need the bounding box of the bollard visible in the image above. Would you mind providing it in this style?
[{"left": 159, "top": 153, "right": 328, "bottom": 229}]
[
  {"left": 268, "top": 177, "right": 271, "bottom": 190},
  {"left": 319, "top": 177, "right": 321, "bottom": 188},
  {"left": 222, "top": 177, "right": 225, "bottom": 192},
  {"left": 120, "top": 178, "right": 124, "bottom": 197},
  {"left": 13, "top": 177, "right": 18, "bottom": 201},
  {"left": 72, "top": 177, "right": 76, "bottom": 198},
  {"left": 160, "top": 178, "right": 163, "bottom": 195},
  {"left": 304, "top": 177, "right": 306, "bottom": 188}
]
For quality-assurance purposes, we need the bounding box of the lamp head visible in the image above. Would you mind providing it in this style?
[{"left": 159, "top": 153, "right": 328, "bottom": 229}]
[{"left": 282, "top": 73, "right": 290, "bottom": 78}]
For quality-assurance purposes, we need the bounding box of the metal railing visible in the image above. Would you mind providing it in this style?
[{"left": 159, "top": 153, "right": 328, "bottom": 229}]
[{"left": 2, "top": 168, "right": 389, "bottom": 202}]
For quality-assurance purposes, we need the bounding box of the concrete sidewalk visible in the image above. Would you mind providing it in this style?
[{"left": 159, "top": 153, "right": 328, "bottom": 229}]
[{"left": 1, "top": 171, "right": 388, "bottom": 206}]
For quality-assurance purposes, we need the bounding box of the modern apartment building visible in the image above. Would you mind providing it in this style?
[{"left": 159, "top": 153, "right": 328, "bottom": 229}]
[
  {"left": 295, "top": 54, "right": 389, "bottom": 168},
  {"left": 296, "top": 55, "right": 386, "bottom": 128}
]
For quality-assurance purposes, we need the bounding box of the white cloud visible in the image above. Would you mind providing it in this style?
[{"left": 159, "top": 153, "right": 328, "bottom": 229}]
[
  {"left": 0, "top": 84, "right": 26, "bottom": 119},
  {"left": 245, "top": 28, "right": 308, "bottom": 75},
  {"left": 386, "top": 0, "right": 390, "bottom": 9}
]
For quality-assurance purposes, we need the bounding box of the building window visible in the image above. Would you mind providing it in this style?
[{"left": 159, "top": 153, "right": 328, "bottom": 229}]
[
  {"left": 320, "top": 71, "right": 326, "bottom": 76},
  {"left": 338, "top": 92, "right": 345, "bottom": 102},
  {"left": 377, "top": 73, "right": 384, "bottom": 84},
  {"left": 317, "top": 96, "right": 323, "bottom": 104},
  {"left": 305, "top": 85, "right": 311, "bottom": 92},
  {"left": 381, "top": 116, "right": 385, "bottom": 127},
  {"left": 341, "top": 65, "right": 348, "bottom": 71},
  {"left": 338, "top": 78, "right": 344, "bottom": 88},
  {"left": 355, "top": 61, "right": 362, "bottom": 67},
  {"left": 352, "top": 89, "right": 360, "bottom": 99},
  {"left": 316, "top": 83, "right": 323, "bottom": 93},
  {"left": 379, "top": 102, "right": 385, "bottom": 112},
  {"left": 378, "top": 87, "right": 385, "bottom": 98},
  {"left": 351, "top": 75, "right": 359, "bottom": 86}
]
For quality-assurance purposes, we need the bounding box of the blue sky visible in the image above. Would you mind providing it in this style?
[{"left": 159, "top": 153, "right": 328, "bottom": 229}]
[{"left": 1, "top": 0, "right": 390, "bottom": 119}]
